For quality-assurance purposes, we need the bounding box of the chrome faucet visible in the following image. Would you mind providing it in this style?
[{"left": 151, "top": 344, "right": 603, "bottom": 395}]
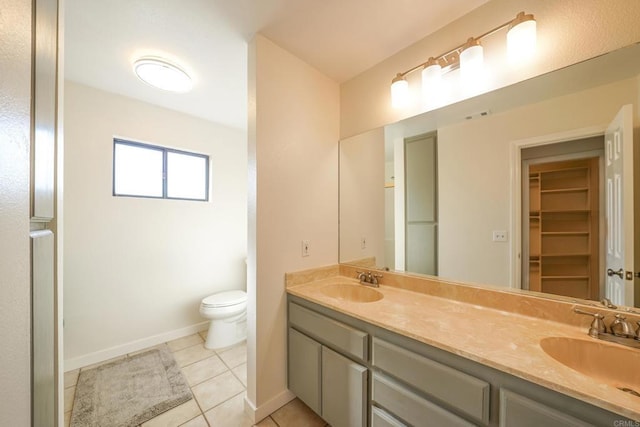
[
  {"left": 573, "top": 307, "right": 640, "bottom": 349},
  {"left": 610, "top": 314, "right": 635, "bottom": 337},
  {"left": 356, "top": 271, "right": 382, "bottom": 287}
]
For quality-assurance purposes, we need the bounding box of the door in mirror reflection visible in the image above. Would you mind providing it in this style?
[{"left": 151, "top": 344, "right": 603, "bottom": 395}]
[
  {"left": 604, "top": 104, "right": 635, "bottom": 307},
  {"left": 405, "top": 133, "right": 438, "bottom": 275}
]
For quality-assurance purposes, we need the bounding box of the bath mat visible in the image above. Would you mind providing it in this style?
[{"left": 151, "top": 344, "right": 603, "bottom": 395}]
[{"left": 70, "top": 347, "right": 192, "bottom": 427}]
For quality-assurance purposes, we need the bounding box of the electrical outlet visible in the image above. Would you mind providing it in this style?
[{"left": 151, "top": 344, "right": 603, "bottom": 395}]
[
  {"left": 361, "top": 236, "right": 367, "bottom": 249},
  {"left": 302, "top": 240, "right": 310, "bottom": 257},
  {"left": 492, "top": 230, "right": 508, "bottom": 242}
]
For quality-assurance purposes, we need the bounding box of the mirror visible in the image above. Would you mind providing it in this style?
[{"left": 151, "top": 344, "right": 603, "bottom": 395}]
[{"left": 339, "top": 42, "right": 640, "bottom": 307}]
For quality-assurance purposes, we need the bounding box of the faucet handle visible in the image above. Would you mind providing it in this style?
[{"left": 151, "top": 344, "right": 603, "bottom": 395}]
[
  {"left": 356, "top": 271, "right": 367, "bottom": 282},
  {"left": 573, "top": 308, "right": 606, "bottom": 338},
  {"left": 611, "top": 314, "right": 635, "bottom": 337},
  {"left": 371, "top": 273, "right": 383, "bottom": 285}
]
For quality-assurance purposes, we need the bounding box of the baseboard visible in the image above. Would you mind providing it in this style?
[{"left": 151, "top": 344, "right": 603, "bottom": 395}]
[
  {"left": 244, "top": 389, "right": 296, "bottom": 423},
  {"left": 64, "top": 321, "right": 210, "bottom": 371}
]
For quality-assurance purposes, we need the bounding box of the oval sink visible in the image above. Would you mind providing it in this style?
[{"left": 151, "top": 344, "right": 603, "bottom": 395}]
[
  {"left": 320, "top": 283, "right": 383, "bottom": 303},
  {"left": 540, "top": 337, "right": 640, "bottom": 393}
]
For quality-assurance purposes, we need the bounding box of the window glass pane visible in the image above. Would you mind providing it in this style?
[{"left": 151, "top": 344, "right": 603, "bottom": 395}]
[
  {"left": 114, "top": 142, "right": 164, "bottom": 197},
  {"left": 167, "top": 151, "right": 208, "bottom": 200}
]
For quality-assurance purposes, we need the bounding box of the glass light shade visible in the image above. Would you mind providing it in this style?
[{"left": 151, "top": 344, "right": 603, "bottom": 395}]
[
  {"left": 133, "top": 57, "right": 193, "bottom": 93},
  {"left": 390, "top": 76, "right": 409, "bottom": 109},
  {"left": 507, "top": 17, "right": 537, "bottom": 62},
  {"left": 460, "top": 43, "right": 484, "bottom": 80},
  {"left": 421, "top": 63, "right": 442, "bottom": 101}
]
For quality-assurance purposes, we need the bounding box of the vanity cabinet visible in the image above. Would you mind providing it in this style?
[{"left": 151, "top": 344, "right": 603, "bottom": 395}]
[
  {"left": 287, "top": 295, "right": 629, "bottom": 426},
  {"left": 288, "top": 302, "right": 368, "bottom": 427}
]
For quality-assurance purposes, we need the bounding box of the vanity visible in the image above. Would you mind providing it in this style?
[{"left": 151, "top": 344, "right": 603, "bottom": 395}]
[{"left": 286, "top": 265, "right": 640, "bottom": 426}]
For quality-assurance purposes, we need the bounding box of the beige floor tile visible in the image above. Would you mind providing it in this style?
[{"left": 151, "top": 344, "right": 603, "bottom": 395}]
[
  {"left": 192, "top": 371, "right": 245, "bottom": 412},
  {"left": 270, "top": 398, "right": 326, "bottom": 427},
  {"left": 64, "top": 369, "right": 80, "bottom": 388},
  {"left": 203, "top": 392, "right": 251, "bottom": 427},
  {"left": 182, "top": 355, "right": 228, "bottom": 387},
  {"left": 140, "top": 399, "right": 201, "bottom": 427},
  {"left": 254, "top": 416, "right": 278, "bottom": 427},
  {"left": 198, "top": 330, "right": 208, "bottom": 341},
  {"left": 168, "top": 334, "right": 204, "bottom": 352},
  {"left": 180, "top": 414, "right": 209, "bottom": 427},
  {"left": 218, "top": 342, "right": 247, "bottom": 368},
  {"left": 173, "top": 343, "right": 216, "bottom": 368},
  {"left": 231, "top": 363, "right": 247, "bottom": 387},
  {"left": 64, "top": 386, "right": 75, "bottom": 413}
]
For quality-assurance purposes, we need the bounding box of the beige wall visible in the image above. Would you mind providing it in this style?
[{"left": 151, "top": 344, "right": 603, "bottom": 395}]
[
  {"left": 339, "top": 128, "right": 385, "bottom": 265},
  {"left": 341, "top": 0, "right": 640, "bottom": 138},
  {"left": 247, "top": 34, "right": 340, "bottom": 419},
  {"left": 0, "top": 0, "right": 33, "bottom": 424},
  {"left": 63, "top": 82, "right": 247, "bottom": 368},
  {"left": 437, "top": 76, "right": 640, "bottom": 287}
]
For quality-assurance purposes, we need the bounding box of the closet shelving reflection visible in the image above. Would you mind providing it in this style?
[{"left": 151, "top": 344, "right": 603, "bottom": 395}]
[{"left": 528, "top": 158, "right": 599, "bottom": 300}]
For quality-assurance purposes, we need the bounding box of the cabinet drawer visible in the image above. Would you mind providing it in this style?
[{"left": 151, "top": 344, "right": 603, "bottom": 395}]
[
  {"left": 289, "top": 302, "right": 368, "bottom": 360},
  {"left": 372, "top": 338, "right": 489, "bottom": 424},
  {"left": 372, "top": 373, "right": 475, "bottom": 427},
  {"left": 500, "top": 389, "right": 592, "bottom": 427},
  {"left": 371, "top": 406, "right": 406, "bottom": 427}
]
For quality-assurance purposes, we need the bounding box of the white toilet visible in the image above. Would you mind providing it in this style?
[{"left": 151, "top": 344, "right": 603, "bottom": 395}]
[{"left": 199, "top": 290, "right": 247, "bottom": 349}]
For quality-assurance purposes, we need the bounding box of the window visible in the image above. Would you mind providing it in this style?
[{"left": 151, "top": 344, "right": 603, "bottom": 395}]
[{"left": 113, "top": 139, "right": 209, "bottom": 201}]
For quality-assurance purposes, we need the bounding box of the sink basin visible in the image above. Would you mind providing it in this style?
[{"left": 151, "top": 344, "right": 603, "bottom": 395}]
[
  {"left": 540, "top": 336, "right": 640, "bottom": 393},
  {"left": 320, "top": 283, "right": 383, "bottom": 303}
]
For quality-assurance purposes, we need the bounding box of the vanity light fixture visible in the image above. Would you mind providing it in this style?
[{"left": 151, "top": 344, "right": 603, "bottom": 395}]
[
  {"left": 390, "top": 11, "right": 537, "bottom": 108},
  {"left": 391, "top": 73, "right": 410, "bottom": 109},
  {"left": 133, "top": 57, "right": 193, "bottom": 93}
]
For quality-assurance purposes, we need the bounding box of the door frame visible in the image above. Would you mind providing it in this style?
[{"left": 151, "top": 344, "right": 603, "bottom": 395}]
[{"left": 509, "top": 125, "right": 606, "bottom": 289}]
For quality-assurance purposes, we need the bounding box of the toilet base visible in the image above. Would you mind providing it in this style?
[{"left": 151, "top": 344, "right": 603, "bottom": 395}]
[{"left": 204, "top": 317, "right": 247, "bottom": 350}]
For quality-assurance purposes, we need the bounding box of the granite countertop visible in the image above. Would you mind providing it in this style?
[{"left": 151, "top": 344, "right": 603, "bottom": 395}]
[{"left": 287, "top": 276, "right": 640, "bottom": 421}]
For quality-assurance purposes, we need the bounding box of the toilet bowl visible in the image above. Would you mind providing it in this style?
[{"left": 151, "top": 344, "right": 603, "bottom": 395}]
[{"left": 199, "top": 290, "right": 247, "bottom": 349}]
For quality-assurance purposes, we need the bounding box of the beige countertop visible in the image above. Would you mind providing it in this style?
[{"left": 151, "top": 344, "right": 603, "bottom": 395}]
[{"left": 287, "top": 275, "right": 640, "bottom": 421}]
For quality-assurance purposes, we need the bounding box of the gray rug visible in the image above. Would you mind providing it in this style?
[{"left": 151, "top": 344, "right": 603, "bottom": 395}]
[{"left": 70, "top": 347, "right": 193, "bottom": 427}]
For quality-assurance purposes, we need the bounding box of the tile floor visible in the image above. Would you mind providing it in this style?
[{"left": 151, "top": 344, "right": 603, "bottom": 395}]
[{"left": 64, "top": 331, "right": 328, "bottom": 426}]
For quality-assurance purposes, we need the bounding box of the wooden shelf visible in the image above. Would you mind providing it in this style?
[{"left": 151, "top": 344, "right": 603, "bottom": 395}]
[{"left": 527, "top": 158, "right": 599, "bottom": 300}]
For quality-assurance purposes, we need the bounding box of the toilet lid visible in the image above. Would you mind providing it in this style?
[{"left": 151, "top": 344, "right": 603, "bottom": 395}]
[{"left": 202, "top": 290, "right": 247, "bottom": 308}]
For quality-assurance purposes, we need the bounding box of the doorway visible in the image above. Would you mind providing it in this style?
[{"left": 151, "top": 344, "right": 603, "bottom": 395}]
[
  {"left": 511, "top": 129, "right": 606, "bottom": 291},
  {"left": 523, "top": 155, "right": 602, "bottom": 300}
]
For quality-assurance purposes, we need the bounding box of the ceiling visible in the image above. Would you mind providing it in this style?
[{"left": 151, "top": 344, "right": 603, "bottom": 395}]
[{"left": 64, "top": 0, "right": 488, "bottom": 130}]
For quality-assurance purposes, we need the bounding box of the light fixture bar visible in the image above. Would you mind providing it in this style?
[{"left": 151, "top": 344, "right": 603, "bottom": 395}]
[{"left": 392, "top": 11, "right": 535, "bottom": 81}]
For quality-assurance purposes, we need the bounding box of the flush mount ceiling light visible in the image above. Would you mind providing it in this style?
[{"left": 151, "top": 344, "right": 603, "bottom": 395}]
[
  {"left": 133, "top": 57, "right": 193, "bottom": 93},
  {"left": 390, "top": 11, "right": 537, "bottom": 108}
]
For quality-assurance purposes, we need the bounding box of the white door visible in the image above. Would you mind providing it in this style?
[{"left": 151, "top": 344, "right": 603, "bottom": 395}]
[{"left": 605, "top": 104, "right": 634, "bottom": 306}]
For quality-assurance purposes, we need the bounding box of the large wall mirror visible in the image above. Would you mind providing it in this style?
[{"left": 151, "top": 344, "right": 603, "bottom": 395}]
[{"left": 339, "top": 42, "right": 640, "bottom": 308}]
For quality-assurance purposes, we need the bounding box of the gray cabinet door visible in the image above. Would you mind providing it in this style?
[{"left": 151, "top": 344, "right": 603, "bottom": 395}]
[
  {"left": 500, "top": 389, "right": 593, "bottom": 427},
  {"left": 288, "top": 328, "right": 322, "bottom": 414},
  {"left": 321, "top": 346, "right": 367, "bottom": 427}
]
